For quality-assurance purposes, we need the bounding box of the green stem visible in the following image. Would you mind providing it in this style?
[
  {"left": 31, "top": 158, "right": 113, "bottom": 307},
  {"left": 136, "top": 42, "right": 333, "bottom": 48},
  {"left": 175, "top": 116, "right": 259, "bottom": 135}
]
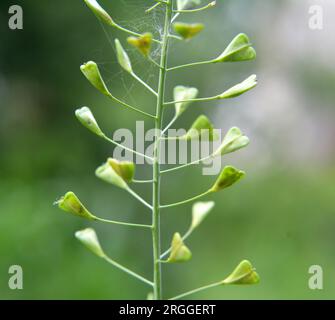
[
  {"left": 164, "top": 95, "right": 220, "bottom": 106},
  {"left": 102, "top": 135, "right": 153, "bottom": 161},
  {"left": 161, "top": 190, "right": 212, "bottom": 209},
  {"left": 167, "top": 59, "right": 213, "bottom": 72},
  {"left": 152, "top": 0, "right": 173, "bottom": 300},
  {"left": 131, "top": 72, "right": 158, "bottom": 96},
  {"left": 126, "top": 187, "right": 153, "bottom": 210},
  {"left": 95, "top": 217, "right": 152, "bottom": 229},
  {"left": 107, "top": 93, "right": 156, "bottom": 119},
  {"left": 133, "top": 179, "right": 154, "bottom": 184},
  {"left": 169, "top": 281, "right": 221, "bottom": 300},
  {"left": 160, "top": 154, "right": 213, "bottom": 174},
  {"left": 103, "top": 256, "right": 154, "bottom": 287},
  {"left": 161, "top": 114, "right": 178, "bottom": 136},
  {"left": 173, "top": 1, "right": 217, "bottom": 13}
]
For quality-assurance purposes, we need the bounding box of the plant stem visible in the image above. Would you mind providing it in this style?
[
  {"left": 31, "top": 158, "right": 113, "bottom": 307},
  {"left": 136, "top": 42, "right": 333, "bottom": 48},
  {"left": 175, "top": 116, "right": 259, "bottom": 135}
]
[
  {"left": 107, "top": 93, "right": 156, "bottom": 119},
  {"left": 103, "top": 256, "right": 154, "bottom": 287},
  {"left": 173, "top": 1, "right": 217, "bottom": 14},
  {"left": 167, "top": 59, "right": 214, "bottom": 71},
  {"left": 164, "top": 95, "right": 220, "bottom": 106},
  {"left": 160, "top": 154, "right": 213, "bottom": 174},
  {"left": 102, "top": 135, "right": 153, "bottom": 161},
  {"left": 152, "top": 0, "right": 173, "bottom": 300},
  {"left": 95, "top": 217, "right": 152, "bottom": 229},
  {"left": 169, "top": 281, "right": 221, "bottom": 300},
  {"left": 160, "top": 190, "right": 212, "bottom": 209},
  {"left": 131, "top": 72, "right": 158, "bottom": 96},
  {"left": 126, "top": 187, "right": 153, "bottom": 210}
]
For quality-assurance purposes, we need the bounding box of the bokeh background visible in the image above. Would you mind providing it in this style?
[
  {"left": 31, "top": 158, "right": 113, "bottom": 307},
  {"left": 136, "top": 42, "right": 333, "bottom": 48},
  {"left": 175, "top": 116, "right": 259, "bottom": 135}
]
[{"left": 1, "top": 0, "right": 334, "bottom": 299}]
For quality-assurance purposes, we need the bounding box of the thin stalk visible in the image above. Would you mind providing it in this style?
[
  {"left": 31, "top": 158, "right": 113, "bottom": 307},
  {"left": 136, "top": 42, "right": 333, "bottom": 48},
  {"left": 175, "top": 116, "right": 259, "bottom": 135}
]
[
  {"left": 102, "top": 135, "right": 153, "bottom": 161},
  {"left": 169, "top": 281, "right": 221, "bottom": 300},
  {"left": 152, "top": 0, "right": 173, "bottom": 300},
  {"left": 161, "top": 190, "right": 212, "bottom": 209},
  {"left": 164, "top": 95, "right": 220, "bottom": 106},
  {"left": 103, "top": 256, "right": 154, "bottom": 287},
  {"left": 95, "top": 217, "right": 152, "bottom": 229},
  {"left": 107, "top": 93, "right": 156, "bottom": 119},
  {"left": 160, "top": 154, "right": 213, "bottom": 174},
  {"left": 167, "top": 59, "right": 214, "bottom": 71},
  {"left": 133, "top": 179, "right": 154, "bottom": 184},
  {"left": 161, "top": 114, "right": 178, "bottom": 136},
  {"left": 173, "top": 1, "right": 217, "bottom": 13},
  {"left": 146, "top": 2, "right": 162, "bottom": 13},
  {"left": 171, "top": 13, "right": 180, "bottom": 23},
  {"left": 126, "top": 187, "right": 153, "bottom": 210},
  {"left": 131, "top": 72, "right": 158, "bottom": 96}
]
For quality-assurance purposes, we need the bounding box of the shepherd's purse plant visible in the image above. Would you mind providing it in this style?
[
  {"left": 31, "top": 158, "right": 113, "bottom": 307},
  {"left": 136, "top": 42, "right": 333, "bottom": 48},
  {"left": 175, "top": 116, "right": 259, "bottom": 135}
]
[{"left": 56, "top": 0, "right": 260, "bottom": 300}]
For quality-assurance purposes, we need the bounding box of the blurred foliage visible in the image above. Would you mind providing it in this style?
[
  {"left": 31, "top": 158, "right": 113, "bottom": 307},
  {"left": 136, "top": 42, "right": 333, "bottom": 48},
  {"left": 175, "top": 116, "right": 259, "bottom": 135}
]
[{"left": 0, "top": 0, "right": 334, "bottom": 299}]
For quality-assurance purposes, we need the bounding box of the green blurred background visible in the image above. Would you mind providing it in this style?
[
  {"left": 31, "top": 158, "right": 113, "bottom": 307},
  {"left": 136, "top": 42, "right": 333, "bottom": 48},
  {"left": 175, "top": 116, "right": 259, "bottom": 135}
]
[{"left": 1, "top": 0, "right": 334, "bottom": 299}]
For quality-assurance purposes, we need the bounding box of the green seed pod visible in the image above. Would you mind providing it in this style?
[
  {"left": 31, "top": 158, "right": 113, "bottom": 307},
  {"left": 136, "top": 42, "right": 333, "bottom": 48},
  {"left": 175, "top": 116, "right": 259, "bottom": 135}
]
[
  {"left": 219, "top": 75, "right": 257, "bottom": 99},
  {"left": 174, "top": 85, "right": 199, "bottom": 116},
  {"left": 80, "top": 61, "right": 110, "bottom": 96},
  {"left": 115, "top": 39, "right": 133, "bottom": 73},
  {"left": 222, "top": 260, "right": 260, "bottom": 285},
  {"left": 75, "top": 107, "right": 104, "bottom": 137},
  {"left": 167, "top": 233, "right": 192, "bottom": 263},
  {"left": 211, "top": 166, "right": 245, "bottom": 192},
  {"left": 184, "top": 115, "right": 217, "bottom": 141},
  {"left": 83, "top": 0, "right": 115, "bottom": 26},
  {"left": 173, "top": 22, "right": 204, "bottom": 40},
  {"left": 127, "top": 33, "right": 153, "bottom": 57},
  {"left": 108, "top": 158, "right": 135, "bottom": 183},
  {"left": 56, "top": 192, "right": 97, "bottom": 220},
  {"left": 96, "top": 158, "right": 135, "bottom": 189},
  {"left": 215, "top": 33, "right": 256, "bottom": 63},
  {"left": 75, "top": 228, "right": 106, "bottom": 258},
  {"left": 214, "top": 127, "right": 250, "bottom": 156},
  {"left": 191, "top": 201, "right": 215, "bottom": 230}
]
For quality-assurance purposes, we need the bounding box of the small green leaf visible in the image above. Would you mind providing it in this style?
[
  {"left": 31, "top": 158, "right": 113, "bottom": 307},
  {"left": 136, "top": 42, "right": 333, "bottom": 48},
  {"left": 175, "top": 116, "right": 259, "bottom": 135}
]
[
  {"left": 211, "top": 166, "right": 245, "bottom": 192},
  {"left": 167, "top": 233, "right": 192, "bottom": 263},
  {"left": 115, "top": 39, "right": 133, "bottom": 73},
  {"left": 84, "top": 0, "right": 115, "bottom": 26},
  {"left": 173, "top": 22, "right": 204, "bottom": 40},
  {"left": 215, "top": 33, "right": 256, "bottom": 63},
  {"left": 177, "top": 0, "right": 201, "bottom": 10},
  {"left": 184, "top": 115, "right": 218, "bottom": 141},
  {"left": 219, "top": 75, "right": 257, "bottom": 99},
  {"left": 191, "top": 201, "right": 215, "bottom": 230},
  {"left": 174, "top": 86, "right": 199, "bottom": 116},
  {"left": 75, "top": 228, "right": 105, "bottom": 258},
  {"left": 55, "top": 192, "right": 97, "bottom": 220},
  {"left": 222, "top": 260, "right": 260, "bottom": 285},
  {"left": 96, "top": 158, "right": 135, "bottom": 189},
  {"left": 80, "top": 61, "right": 110, "bottom": 96},
  {"left": 214, "top": 127, "right": 250, "bottom": 156},
  {"left": 127, "top": 33, "right": 153, "bottom": 57},
  {"left": 75, "top": 107, "right": 104, "bottom": 137}
]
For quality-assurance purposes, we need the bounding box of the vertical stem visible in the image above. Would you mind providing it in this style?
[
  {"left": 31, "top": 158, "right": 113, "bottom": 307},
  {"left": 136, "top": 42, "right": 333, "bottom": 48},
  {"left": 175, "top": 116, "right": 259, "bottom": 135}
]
[{"left": 152, "top": 0, "right": 172, "bottom": 300}]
